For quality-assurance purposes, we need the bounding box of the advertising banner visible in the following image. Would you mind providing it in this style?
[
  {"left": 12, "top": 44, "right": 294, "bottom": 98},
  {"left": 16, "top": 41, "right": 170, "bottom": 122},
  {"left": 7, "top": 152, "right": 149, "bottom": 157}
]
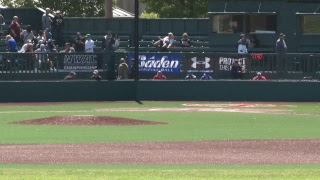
[
  {"left": 63, "top": 54, "right": 98, "bottom": 71},
  {"left": 128, "top": 53, "right": 181, "bottom": 74}
]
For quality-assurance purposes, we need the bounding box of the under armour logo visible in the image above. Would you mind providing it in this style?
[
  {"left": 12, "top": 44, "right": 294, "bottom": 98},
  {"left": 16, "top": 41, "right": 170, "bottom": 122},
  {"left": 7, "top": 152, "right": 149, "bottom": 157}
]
[{"left": 191, "top": 57, "right": 211, "bottom": 69}]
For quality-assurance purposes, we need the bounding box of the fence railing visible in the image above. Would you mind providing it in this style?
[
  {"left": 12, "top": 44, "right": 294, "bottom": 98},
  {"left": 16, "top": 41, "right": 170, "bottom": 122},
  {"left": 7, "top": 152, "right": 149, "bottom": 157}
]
[{"left": 0, "top": 52, "right": 319, "bottom": 80}]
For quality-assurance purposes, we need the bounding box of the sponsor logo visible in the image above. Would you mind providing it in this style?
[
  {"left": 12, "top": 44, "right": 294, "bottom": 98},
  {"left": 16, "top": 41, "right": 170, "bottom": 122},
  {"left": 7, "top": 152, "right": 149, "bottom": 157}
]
[
  {"left": 219, "top": 57, "right": 247, "bottom": 71},
  {"left": 139, "top": 55, "right": 179, "bottom": 69},
  {"left": 191, "top": 57, "right": 211, "bottom": 69},
  {"left": 188, "top": 56, "right": 213, "bottom": 72},
  {"left": 136, "top": 54, "right": 181, "bottom": 73},
  {"left": 63, "top": 54, "right": 98, "bottom": 70}
]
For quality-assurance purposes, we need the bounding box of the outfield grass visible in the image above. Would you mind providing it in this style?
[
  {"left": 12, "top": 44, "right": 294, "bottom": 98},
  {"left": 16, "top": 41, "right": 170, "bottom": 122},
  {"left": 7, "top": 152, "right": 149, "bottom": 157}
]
[
  {"left": 0, "top": 102, "right": 320, "bottom": 144},
  {"left": 1, "top": 101, "right": 320, "bottom": 179},
  {"left": 1, "top": 165, "right": 320, "bottom": 180}
]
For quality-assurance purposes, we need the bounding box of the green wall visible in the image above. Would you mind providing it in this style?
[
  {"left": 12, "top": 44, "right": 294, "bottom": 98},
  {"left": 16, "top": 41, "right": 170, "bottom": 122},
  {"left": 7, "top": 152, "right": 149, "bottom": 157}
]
[{"left": 0, "top": 80, "right": 319, "bottom": 102}]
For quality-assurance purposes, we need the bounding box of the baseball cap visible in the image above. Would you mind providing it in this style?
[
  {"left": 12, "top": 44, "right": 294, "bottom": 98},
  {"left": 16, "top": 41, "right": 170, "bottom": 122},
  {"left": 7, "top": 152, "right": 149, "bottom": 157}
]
[
  {"left": 85, "top": 34, "right": 91, "bottom": 38},
  {"left": 70, "top": 71, "right": 76, "bottom": 75},
  {"left": 257, "top": 72, "right": 262, "bottom": 75},
  {"left": 279, "top": 33, "right": 285, "bottom": 37},
  {"left": 93, "top": 70, "right": 98, "bottom": 75}
]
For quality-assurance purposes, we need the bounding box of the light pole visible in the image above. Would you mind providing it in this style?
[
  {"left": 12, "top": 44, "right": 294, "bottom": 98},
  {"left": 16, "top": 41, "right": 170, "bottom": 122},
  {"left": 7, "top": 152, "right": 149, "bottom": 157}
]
[{"left": 134, "top": 0, "right": 139, "bottom": 80}]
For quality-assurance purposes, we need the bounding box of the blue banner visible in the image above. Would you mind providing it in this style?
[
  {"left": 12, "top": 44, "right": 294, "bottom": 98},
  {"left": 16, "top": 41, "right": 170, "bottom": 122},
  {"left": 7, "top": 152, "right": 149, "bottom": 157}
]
[{"left": 128, "top": 53, "right": 181, "bottom": 74}]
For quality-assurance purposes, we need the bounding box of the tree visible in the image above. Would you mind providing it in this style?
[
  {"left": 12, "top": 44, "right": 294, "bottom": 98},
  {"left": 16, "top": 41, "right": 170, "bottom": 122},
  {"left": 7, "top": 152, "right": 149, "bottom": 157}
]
[
  {"left": 0, "top": 0, "right": 118, "bottom": 17},
  {"left": 139, "top": 0, "right": 208, "bottom": 18}
]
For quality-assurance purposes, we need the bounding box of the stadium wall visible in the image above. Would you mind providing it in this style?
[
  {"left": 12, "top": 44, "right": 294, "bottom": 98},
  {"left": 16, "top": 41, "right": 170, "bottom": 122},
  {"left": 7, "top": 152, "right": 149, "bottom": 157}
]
[{"left": 0, "top": 81, "right": 319, "bottom": 102}]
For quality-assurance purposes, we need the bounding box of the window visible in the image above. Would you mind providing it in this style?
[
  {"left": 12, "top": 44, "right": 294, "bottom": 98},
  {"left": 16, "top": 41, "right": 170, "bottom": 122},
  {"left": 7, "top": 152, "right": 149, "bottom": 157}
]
[
  {"left": 213, "top": 14, "right": 277, "bottom": 34},
  {"left": 301, "top": 15, "right": 320, "bottom": 34}
]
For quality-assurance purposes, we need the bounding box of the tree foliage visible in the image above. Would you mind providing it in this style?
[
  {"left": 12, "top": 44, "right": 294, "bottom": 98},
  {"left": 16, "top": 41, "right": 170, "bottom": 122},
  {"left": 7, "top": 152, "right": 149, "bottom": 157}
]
[
  {"left": 0, "top": 0, "right": 117, "bottom": 17},
  {"left": 140, "top": 11, "right": 159, "bottom": 19},
  {"left": 139, "top": 0, "right": 208, "bottom": 18}
]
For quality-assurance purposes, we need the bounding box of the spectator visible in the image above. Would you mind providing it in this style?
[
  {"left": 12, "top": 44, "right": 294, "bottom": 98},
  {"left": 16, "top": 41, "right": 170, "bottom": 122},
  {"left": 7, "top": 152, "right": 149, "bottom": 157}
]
[
  {"left": 200, "top": 72, "right": 213, "bottom": 80},
  {"left": 5, "top": 35, "right": 18, "bottom": 52},
  {"left": 35, "top": 39, "right": 44, "bottom": 50},
  {"left": 276, "top": 33, "right": 288, "bottom": 72},
  {"left": 238, "top": 34, "right": 250, "bottom": 54},
  {"left": 46, "top": 39, "right": 58, "bottom": 71},
  {"left": 252, "top": 72, "right": 266, "bottom": 80},
  {"left": 46, "top": 39, "right": 57, "bottom": 52},
  {"left": 20, "top": 25, "right": 34, "bottom": 45},
  {"left": 42, "top": 8, "right": 52, "bottom": 31},
  {"left": 113, "top": 33, "right": 120, "bottom": 49},
  {"left": 34, "top": 44, "right": 49, "bottom": 72},
  {"left": 51, "top": 10, "right": 64, "bottom": 46},
  {"left": 153, "top": 71, "right": 167, "bottom": 80},
  {"left": 129, "top": 59, "right": 136, "bottom": 79},
  {"left": 74, "top": 37, "right": 85, "bottom": 52},
  {"left": 185, "top": 71, "right": 197, "bottom": 80},
  {"left": 0, "top": 10, "right": 4, "bottom": 25},
  {"left": 231, "top": 61, "right": 243, "bottom": 79},
  {"left": 64, "top": 71, "right": 76, "bottom": 80},
  {"left": 45, "top": 28, "right": 52, "bottom": 41},
  {"left": 249, "top": 35, "right": 260, "bottom": 48},
  {"left": 19, "top": 39, "right": 33, "bottom": 53},
  {"left": 152, "top": 32, "right": 174, "bottom": 51},
  {"left": 60, "top": 43, "right": 75, "bottom": 53},
  {"left": 84, "top": 34, "right": 94, "bottom": 53},
  {"left": 180, "top": 33, "right": 192, "bottom": 47},
  {"left": 75, "top": 32, "right": 84, "bottom": 41},
  {"left": 21, "top": 42, "right": 35, "bottom": 70},
  {"left": 102, "top": 31, "right": 115, "bottom": 51},
  {"left": 37, "top": 30, "right": 46, "bottom": 42},
  {"left": 117, "top": 58, "right": 129, "bottom": 79},
  {"left": 91, "top": 70, "right": 102, "bottom": 81},
  {"left": 9, "top": 16, "right": 21, "bottom": 43}
]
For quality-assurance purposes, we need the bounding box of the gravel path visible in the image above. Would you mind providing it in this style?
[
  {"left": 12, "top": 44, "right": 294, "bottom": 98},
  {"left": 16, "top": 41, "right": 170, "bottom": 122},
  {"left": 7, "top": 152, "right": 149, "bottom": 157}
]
[{"left": 1, "top": 139, "right": 320, "bottom": 165}]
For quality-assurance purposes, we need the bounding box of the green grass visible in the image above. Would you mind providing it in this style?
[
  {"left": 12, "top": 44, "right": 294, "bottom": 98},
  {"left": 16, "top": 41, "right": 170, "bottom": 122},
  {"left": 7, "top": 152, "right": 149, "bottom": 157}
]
[
  {"left": 1, "top": 165, "right": 320, "bottom": 180},
  {"left": 0, "top": 102, "right": 320, "bottom": 144},
  {"left": 1, "top": 101, "right": 320, "bottom": 179}
]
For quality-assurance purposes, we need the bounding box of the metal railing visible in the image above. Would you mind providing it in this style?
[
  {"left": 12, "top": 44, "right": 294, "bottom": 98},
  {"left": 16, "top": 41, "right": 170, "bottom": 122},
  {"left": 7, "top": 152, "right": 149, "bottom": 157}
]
[{"left": 0, "top": 52, "right": 319, "bottom": 80}]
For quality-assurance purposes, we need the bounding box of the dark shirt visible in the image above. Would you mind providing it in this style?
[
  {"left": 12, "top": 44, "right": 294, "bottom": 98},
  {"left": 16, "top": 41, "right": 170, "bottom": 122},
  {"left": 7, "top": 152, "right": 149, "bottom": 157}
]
[
  {"left": 102, "top": 35, "right": 115, "bottom": 51},
  {"left": 180, "top": 38, "right": 192, "bottom": 47},
  {"left": 231, "top": 65, "right": 242, "bottom": 79},
  {"left": 91, "top": 75, "right": 102, "bottom": 81},
  {"left": 276, "top": 39, "right": 287, "bottom": 55},
  {"left": 74, "top": 41, "right": 85, "bottom": 52},
  {"left": 52, "top": 16, "right": 64, "bottom": 29}
]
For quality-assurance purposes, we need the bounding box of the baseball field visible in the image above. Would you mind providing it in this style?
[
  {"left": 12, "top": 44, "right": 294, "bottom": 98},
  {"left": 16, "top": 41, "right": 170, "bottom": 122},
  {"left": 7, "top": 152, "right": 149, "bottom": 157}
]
[{"left": 1, "top": 101, "right": 320, "bottom": 179}]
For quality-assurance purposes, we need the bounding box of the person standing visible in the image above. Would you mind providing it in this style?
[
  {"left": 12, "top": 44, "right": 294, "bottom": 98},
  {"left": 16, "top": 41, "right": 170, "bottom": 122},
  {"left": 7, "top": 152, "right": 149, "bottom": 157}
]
[
  {"left": 117, "top": 58, "right": 129, "bottom": 79},
  {"left": 276, "top": 33, "right": 288, "bottom": 72},
  {"left": 42, "top": 8, "right": 52, "bottom": 31},
  {"left": 231, "top": 61, "right": 243, "bottom": 79},
  {"left": 9, "top": 16, "right": 21, "bottom": 43},
  {"left": 85, "top": 34, "right": 94, "bottom": 53},
  {"left": 73, "top": 32, "right": 85, "bottom": 52},
  {"left": 20, "top": 25, "right": 34, "bottom": 45},
  {"left": 129, "top": 59, "right": 137, "bottom": 79},
  {"left": 102, "top": 31, "right": 115, "bottom": 51},
  {"left": 51, "top": 11, "right": 64, "bottom": 46},
  {"left": 238, "top": 34, "right": 250, "bottom": 54},
  {"left": 0, "top": 10, "right": 5, "bottom": 25}
]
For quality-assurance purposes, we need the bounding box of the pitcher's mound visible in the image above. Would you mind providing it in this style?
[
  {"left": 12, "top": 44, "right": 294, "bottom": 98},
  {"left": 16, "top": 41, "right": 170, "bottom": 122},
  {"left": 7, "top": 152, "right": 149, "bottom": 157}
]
[{"left": 10, "top": 116, "right": 167, "bottom": 126}]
